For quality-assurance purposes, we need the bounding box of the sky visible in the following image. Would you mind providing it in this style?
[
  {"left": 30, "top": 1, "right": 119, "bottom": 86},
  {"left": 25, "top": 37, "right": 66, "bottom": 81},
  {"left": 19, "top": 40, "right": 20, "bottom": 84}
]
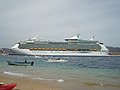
[{"left": 0, "top": 0, "right": 120, "bottom": 48}]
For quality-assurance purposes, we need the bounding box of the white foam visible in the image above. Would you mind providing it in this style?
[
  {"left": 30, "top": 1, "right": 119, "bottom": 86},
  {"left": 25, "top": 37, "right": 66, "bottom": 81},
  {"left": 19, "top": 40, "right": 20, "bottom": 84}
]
[
  {"left": 3, "top": 71, "right": 30, "bottom": 77},
  {"left": 32, "top": 77, "right": 54, "bottom": 81},
  {"left": 56, "top": 79, "right": 64, "bottom": 83},
  {"left": 32, "top": 77, "right": 64, "bottom": 83},
  {"left": 3, "top": 71, "right": 64, "bottom": 83}
]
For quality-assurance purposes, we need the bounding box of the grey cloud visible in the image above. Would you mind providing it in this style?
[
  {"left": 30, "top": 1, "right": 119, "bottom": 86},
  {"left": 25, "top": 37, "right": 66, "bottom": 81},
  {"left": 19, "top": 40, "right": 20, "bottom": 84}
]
[{"left": 0, "top": 0, "right": 120, "bottom": 47}]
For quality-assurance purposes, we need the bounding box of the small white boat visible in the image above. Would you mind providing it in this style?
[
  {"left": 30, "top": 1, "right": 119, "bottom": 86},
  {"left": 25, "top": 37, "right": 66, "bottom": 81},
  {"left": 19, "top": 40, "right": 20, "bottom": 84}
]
[
  {"left": 35, "top": 55, "right": 43, "bottom": 59},
  {"left": 48, "top": 58, "right": 67, "bottom": 63}
]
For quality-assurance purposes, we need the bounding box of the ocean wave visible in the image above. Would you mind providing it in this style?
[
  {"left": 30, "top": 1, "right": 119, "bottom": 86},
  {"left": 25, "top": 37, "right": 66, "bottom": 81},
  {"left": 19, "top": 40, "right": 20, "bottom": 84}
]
[
  {"left": 56, "top": 79, "right": 64, "bottom": 83},
  {"left": 32, "top": 77, "right": 54, "bottom": 81},
  {"left": 3, "top": 71, "right": 30, "bottom": 77},
  {"left": 3, "top": 71, "right": 64, "bottom": 83},
  {"left": 32, "top": 77, "right": 64, "bottom": 83}
]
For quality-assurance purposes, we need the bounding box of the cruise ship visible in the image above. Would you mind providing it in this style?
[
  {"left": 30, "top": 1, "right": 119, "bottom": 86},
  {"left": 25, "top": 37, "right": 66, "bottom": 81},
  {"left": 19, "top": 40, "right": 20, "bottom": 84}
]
[{"left": 9, "top": 34, "right": 109, "bottom": 56}]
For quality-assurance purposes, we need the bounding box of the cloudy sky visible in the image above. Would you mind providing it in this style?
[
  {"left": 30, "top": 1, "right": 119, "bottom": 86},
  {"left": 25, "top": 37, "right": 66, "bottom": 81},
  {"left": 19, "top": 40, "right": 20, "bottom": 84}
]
[{"left": 0, "top": 0, "right": 120, "bottom": 47}]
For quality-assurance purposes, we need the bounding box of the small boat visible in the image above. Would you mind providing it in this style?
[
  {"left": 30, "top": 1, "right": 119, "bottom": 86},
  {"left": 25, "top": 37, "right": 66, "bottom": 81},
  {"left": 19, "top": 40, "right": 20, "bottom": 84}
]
[
  {"left": 48, "top": 58, "right": 67, "bottom": 63},
  {"left": 7, "top": 61, "right": 34, "bottom": 66},
  {"left": 35, "top": 55, "right": 43, "bottom": 59},
  {"left": 0, "top": 83, "right": 16, "bottom": 90},
  {"left": 7, "top": 56, "right": 34, "bottom": 66}
]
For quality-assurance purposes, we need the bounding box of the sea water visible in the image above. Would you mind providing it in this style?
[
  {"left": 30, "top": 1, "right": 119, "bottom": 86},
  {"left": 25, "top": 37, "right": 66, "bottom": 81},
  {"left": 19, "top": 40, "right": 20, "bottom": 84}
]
[{"left": 0, "top": 55, "right": 120, "bottom": 90}]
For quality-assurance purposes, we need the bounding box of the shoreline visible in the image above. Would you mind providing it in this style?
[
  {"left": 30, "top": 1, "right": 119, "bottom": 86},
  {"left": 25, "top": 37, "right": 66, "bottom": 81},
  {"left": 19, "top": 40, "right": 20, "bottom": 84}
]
[
  {"left": 0, "top": 72, "right": 120, "bottom": 90},
  {"left": 0, "top": 73, "right": 61, "bottom": 90}
]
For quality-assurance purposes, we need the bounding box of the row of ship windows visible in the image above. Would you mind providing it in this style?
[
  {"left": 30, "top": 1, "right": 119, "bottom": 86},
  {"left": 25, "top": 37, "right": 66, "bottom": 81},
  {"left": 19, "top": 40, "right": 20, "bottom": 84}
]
[{"left": 29, "top": 48, "right": 97, "bottom": 51}]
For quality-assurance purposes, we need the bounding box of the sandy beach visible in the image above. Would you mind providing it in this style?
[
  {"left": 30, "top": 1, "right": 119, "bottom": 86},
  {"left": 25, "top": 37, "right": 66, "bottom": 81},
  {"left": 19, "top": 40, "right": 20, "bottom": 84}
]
[
  {"left": 1, "top": 72, "right": 120, "bottom": 90},
  {"left": 0, "top": 73, "right": 61, "bottom": 90}
]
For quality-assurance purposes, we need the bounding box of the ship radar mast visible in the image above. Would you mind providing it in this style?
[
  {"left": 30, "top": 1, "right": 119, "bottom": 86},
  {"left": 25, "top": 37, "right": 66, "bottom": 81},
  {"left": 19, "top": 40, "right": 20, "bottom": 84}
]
[{"left": 89, "top": 36, "right": 95, "bottom": 41}]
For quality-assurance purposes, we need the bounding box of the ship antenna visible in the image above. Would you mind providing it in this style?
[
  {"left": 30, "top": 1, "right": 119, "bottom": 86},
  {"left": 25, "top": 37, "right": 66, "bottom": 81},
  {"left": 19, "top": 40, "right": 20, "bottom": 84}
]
[{"left": 90, "top": 36, "right": 95, "bottom": 40}]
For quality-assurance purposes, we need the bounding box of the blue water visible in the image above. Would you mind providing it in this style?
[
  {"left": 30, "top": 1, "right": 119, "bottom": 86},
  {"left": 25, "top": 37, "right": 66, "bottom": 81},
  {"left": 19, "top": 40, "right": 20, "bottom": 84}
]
[{"left": 0, "top": 55, "right": 120, "bottom": 89}]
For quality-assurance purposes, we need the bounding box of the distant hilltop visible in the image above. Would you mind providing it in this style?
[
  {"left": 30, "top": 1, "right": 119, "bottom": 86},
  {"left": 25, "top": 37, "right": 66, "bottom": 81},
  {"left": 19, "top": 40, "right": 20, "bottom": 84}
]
[
  {"left": 0, "top": 46, "right": 120, "bottom": 55},
  {"left": 107, "top": 46, "right": 120, "bottom": 55}
]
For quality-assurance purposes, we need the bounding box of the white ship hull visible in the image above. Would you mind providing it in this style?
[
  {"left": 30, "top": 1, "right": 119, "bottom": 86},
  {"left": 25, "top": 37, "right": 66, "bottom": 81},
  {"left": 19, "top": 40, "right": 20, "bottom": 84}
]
[
  {"left": 10, "top": 50, "right": 109, "bottom": 56},
  {"left": 10, "top": 44, "right": 108, "bottom": 56}
]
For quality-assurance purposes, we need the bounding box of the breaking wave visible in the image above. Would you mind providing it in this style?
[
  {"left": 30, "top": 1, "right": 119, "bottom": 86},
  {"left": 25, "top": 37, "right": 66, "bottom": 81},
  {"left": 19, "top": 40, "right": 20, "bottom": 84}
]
[
  {"left": 3, "top": 71, "right": 30, "bottom": 77},
  {"left": 32, "top": 77, "right": 64, "bottom": 83},
  {"left": 3, "top": 71, "right": 64, "bottom": 83}
]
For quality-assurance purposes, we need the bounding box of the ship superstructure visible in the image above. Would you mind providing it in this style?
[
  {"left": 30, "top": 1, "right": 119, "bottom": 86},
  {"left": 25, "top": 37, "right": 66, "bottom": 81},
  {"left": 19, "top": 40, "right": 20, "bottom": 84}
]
[{"left": 10, "top": 35, "right": 109, "bottom": 56}]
